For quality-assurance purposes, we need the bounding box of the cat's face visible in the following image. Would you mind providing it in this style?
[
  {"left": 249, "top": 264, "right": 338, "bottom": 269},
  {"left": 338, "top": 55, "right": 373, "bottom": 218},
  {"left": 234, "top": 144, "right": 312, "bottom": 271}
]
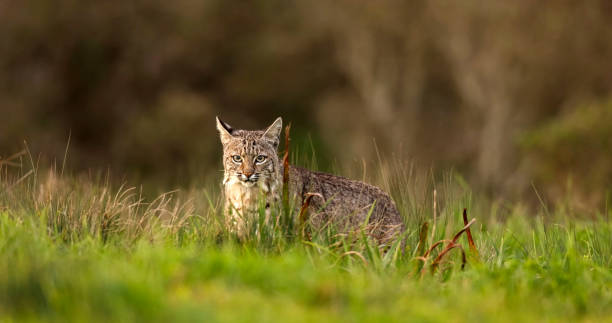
[{"left": 216, "top": 117, "right": 282, "bottom": 188}]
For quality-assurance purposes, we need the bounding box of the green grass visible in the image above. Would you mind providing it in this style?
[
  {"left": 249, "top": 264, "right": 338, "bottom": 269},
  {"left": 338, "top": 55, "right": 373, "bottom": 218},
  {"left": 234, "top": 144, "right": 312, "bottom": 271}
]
[{"left": 1, "top": 157, "right": 611, "bottom": 322}]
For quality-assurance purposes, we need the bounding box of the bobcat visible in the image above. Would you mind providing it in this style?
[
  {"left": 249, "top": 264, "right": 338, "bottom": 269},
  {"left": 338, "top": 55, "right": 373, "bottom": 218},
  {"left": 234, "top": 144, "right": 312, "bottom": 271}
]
[{"left": 216, "top": 116, "right": 404, "bottom": 244}]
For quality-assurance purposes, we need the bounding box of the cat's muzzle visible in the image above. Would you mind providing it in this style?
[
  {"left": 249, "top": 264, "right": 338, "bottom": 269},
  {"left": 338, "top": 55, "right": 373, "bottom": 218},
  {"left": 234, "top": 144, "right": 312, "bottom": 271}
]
[{"left": 239, "top": 174, "right": 259, "bottom": 184}]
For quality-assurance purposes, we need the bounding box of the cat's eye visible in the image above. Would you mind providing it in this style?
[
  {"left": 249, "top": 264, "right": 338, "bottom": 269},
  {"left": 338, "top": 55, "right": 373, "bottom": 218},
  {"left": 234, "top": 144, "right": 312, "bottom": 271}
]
[
  {"left": 255, "top": 155, "right": 266, "bottom": 164},
  {"left": 231, "top": 155, "right": 242, "bottom": 163}
]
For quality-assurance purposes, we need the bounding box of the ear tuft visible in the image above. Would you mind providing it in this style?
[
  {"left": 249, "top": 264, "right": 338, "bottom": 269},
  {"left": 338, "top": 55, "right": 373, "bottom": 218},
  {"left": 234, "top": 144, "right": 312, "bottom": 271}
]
[
  {"left": 261, "top": 117, "right": 282, "bottom": 146},
  {"left": 216, "top": 116, "right": 234, "bottom": 145}
]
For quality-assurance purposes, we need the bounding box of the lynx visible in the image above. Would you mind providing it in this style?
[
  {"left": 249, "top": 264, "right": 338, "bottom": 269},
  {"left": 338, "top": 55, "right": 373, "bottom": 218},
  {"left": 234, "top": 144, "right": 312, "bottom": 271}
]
[{"left": 216, "top": 116, "right": 404, "bottom": 244}]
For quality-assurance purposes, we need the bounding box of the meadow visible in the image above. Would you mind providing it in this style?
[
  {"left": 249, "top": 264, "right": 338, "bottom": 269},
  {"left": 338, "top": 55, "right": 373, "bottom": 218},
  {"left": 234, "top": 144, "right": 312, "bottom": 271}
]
[
  {"left": 3, "top": 1, "right": 612, "bottom": 322},
  {"left": 1, "top": 150, "right": 611, "bottom": 323}
]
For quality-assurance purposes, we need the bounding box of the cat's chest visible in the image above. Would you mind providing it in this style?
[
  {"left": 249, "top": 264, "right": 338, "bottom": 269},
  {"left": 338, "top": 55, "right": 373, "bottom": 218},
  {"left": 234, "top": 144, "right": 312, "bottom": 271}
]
[
  {"left": 225, "top": 180, "right": 277, "bottom": 212},
  {"left": 226, "top": 184, "right": 259, "bottom": 211}
]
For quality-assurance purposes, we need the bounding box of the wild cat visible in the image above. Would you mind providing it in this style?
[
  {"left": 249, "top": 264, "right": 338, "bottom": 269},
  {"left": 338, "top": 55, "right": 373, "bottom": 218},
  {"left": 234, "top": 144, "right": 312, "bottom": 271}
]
[{"left": 216, "top": 116, "right": 404, "bottom": 244}]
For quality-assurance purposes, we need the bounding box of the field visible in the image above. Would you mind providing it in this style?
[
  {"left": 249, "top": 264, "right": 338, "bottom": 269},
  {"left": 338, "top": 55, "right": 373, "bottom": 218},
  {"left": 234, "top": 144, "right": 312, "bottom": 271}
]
[
  {"left": 1, "top": 154, "right": 611, "bottom": 323},
  {"left": 2, "top": 1, "right": 612, "bottom": 322}
]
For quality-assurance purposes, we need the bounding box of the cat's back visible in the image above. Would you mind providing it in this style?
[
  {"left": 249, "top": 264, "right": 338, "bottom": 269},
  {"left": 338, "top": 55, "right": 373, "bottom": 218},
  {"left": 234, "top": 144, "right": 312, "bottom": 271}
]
[
  {"left": 288, "top": 165, "right": 403, "bottom": 243},
  {"left": 289, "top": 166, "right": 390, "bottom": 204}
]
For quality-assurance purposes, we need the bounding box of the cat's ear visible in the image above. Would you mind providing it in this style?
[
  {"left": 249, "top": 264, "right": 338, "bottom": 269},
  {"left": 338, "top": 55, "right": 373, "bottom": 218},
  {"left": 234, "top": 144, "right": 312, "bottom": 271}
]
[
  {"left": 216, "top": 116, "right": 234, "bottom": 145},
  {"left": 262, "top": 117, "right": 282, "bottom": 147}
]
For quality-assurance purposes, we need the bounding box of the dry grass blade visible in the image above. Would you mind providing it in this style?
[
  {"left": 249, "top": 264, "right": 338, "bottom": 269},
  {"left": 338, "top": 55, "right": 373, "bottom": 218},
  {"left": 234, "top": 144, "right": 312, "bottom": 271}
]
[
  {"left": 282, "top": 123, "right": 291, "bottom": 189},
  {"left": 6, "top": 169, "right": 34, "bottom": 190},
  {"left": 417, "top": 221, "right": 428, "bottom": 256},
  {"left": 282, "top": 123, "right": 291, "bottom": 210},
  {"left": 414, "top": 256, "right": 428, "bottom": 263},
  {"left": 298, "top": 193, "right": 322, "bottom": 241},
  {"left": 451, "top": 218, "right": 476, "bottom": 244},
  {"left": 429, "top": 189, "right": 437, "bottom": 246},
  {"left": 423, "top": 239, "right": 453, "bottom": 258},
  {"left": 0, "top": 160, "right": 22, "bottom": 168},
  {"left": 415, "top": 222, "right": 429, "bottom": 276},
  {"left": 463, "top": 208, "right": 479, "bottom": 258},
  {"left": 340, "top": 251, "right": 369, "bottom": 267},
  {"left": 428, "top": 218, "right": 476, "bottom": 273},
  {"left": 431, "top": 243, "right": 466, "bottom": 272},
  {"left": 0, "top": 150, "right": 26, "bottom": 166}
]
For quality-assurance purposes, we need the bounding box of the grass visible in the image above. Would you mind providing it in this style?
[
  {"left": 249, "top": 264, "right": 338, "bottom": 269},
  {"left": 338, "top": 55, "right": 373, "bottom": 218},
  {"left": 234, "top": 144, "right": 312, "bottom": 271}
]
[{"left": 1, "top": 151, "right": 611, "bottom": 322}]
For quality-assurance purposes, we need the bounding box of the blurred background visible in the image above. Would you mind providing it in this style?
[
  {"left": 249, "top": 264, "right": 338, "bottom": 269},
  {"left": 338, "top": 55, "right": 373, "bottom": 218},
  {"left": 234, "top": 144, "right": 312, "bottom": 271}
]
[{"left": 1, "top": 1, "right": 611, "bottom": 209}]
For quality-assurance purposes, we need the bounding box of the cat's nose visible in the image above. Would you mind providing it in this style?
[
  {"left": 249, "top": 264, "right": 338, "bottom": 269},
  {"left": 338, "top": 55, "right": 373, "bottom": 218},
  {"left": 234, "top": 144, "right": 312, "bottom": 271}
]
[
  {"left": 243, "top": 170, "right": 254, "bottom": 177},
  {"left": 240, "top": 172, "right": 256, "bottom": 183}
]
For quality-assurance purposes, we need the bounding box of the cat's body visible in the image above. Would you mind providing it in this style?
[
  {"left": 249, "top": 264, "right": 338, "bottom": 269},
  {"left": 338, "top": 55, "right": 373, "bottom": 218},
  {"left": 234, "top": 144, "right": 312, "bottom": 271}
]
[
  {"left": 286, "top": 165, "right": 403, "bottom": 243},
  {"left": 216, "top": 117, "right": 404, "bottom": 244}
]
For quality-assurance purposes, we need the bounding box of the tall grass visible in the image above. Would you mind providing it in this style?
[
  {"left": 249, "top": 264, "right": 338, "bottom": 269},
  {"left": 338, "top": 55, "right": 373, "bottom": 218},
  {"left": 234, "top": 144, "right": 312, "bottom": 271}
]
[{"left": 1, "top": 149, "right": 611, "bottom": 322}]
